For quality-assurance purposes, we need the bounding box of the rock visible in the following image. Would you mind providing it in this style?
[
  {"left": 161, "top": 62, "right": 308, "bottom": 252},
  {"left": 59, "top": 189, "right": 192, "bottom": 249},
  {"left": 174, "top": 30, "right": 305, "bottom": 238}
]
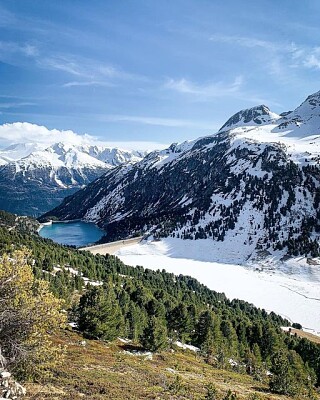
[
  {"left": 0, "top": 369, "right": 25, "bottom": 399},
  {"left": 307, "top": 257, "right": 320, "bottom": 265}
]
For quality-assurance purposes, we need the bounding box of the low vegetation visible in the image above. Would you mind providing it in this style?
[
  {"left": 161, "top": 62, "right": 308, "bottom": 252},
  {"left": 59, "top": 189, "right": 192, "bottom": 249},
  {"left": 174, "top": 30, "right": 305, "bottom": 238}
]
[
  {"left": 0, "top": 210, "right": 319, "bottom": 398},
  {"left": 24, "top": 330, "right": 311, "bottom": 400}
]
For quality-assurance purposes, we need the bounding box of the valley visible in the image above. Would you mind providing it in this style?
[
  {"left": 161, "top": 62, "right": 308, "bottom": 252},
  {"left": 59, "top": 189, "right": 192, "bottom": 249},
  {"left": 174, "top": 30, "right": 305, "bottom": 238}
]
[
  {"left": 116, "top": 238, "right": 320, "bottom": 333},
  {"left": 2, "top": 2, "right": 320, "bottom": 398}
]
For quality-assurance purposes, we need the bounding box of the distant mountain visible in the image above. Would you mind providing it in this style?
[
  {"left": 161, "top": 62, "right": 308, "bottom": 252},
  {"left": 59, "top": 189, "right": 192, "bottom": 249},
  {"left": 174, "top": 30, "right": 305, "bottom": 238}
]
[
  {"left": 0, "top": 142, "right": 44, "bottom": 165},
  {"left": 0, "top": 141, "right": 144, "bottom": 216},
  {"left": 43, "top": 90, "right": 320, "bottom": 263}
]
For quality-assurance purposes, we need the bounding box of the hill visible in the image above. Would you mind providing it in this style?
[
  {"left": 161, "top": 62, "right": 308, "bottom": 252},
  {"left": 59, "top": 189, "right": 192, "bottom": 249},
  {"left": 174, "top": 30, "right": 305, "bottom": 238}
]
[
  {"left": 24, "top": 330, "right": 308, "bottom": 400},
  {"left": 0, "top": 210, "right": 319, "bottom": 398}
]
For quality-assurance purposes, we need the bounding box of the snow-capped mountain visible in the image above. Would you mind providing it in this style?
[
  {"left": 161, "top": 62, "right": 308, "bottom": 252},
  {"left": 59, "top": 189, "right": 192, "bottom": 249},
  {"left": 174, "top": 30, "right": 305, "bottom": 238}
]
[
  {"left": 0, "top": 142, "right": 45, "bottom": 166},
  {"left": 0, "top": 141, "right": 144, "bottom": 216},
  {"left": 219, "top": 104, "right": 280, "bottom": 131},
  {"left": 43, "top": 90, "right": 320, "bottom": 264}
]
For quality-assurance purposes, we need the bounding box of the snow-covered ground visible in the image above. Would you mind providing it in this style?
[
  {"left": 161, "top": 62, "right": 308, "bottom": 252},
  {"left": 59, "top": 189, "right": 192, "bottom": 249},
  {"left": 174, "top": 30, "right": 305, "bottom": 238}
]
[{"left": 116, "top": 238, "right": 320, "bottom": 333}]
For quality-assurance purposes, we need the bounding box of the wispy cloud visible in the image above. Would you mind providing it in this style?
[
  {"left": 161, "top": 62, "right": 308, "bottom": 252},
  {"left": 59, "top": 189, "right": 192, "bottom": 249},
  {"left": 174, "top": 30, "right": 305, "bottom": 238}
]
[
  {"left": 164, "top": 76, "right": 243, "bottom": 99},
  {"left": 38, "top": 54, "right": 147, "bottom": 88},
  {"left": 210, "top": 33, "right": 320, "bottom": 77},
  {"left": 0, "top": 102, "right": 36, "bottom": 109},
  {"left": 0, "top": 35, "right": 144, "bottom": 88},
  {"left": 41, "top": 56, "right": 89, "bottom": 77},
  {"left": 62, "top": 80, "right": 116, "bottom": 88},
  {"left": 0, "top": 6, "right": 16, "bottom": 28},
  {"left": 209, "top": 34, "right": 282, "bottom": 52},
  {"left": 0, "top": 40, "right": 38, "bottom": 61},
  {"left": 302, "top": 47, "right": 320, "bottom": 70},
  {"left": 101, "top": 114, "right": 217, "bottom": 129}
]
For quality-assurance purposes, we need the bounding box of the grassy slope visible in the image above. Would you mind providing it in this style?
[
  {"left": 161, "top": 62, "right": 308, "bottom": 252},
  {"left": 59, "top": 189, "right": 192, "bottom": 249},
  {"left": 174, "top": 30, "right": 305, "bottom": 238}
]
[
  {"left": 289, "top": 329, "right": 320, "bottom": 345},
  {"left": 25, "top": 330, "right": 300, "bottom": 400}
]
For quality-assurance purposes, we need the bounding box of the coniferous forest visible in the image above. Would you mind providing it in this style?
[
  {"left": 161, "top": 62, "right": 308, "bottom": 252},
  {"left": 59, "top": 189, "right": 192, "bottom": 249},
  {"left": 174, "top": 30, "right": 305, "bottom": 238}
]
[{"left": 0, "top": 210, "right": 319, "bottom": 398}]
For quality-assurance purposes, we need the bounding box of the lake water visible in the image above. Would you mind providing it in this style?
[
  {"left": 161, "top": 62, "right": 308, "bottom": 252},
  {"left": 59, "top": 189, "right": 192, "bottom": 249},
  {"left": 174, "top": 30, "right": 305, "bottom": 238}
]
[{"left": 39, "top": 221, "right": 105, "bottom": 247}]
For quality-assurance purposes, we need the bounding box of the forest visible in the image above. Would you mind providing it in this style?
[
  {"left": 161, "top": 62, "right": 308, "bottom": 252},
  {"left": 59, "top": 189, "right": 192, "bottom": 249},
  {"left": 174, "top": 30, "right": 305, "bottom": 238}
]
[{"left": 0, "top": 210, "right": 319, "bottom": 398}]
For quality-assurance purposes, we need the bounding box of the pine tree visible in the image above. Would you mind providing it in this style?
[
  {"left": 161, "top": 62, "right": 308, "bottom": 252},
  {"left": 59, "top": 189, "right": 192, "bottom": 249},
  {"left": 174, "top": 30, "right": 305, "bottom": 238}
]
[
  {"left": 194, "top": 310, "right": 215, "bottom": 351},
  {"left": 269, "top": 350, "right": 296, "bottom": 395},
  {"left": 140, "top": 316, "right": 167, "bottom": 352},
  {"left": 78, "top": 281, "right": 124, "bottom": 340}
]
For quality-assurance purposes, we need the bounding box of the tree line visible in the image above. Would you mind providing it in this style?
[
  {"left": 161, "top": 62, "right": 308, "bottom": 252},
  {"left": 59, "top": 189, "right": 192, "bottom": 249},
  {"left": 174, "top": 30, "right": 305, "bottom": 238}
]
[{"left": 0, "top": 211, "right": 319, "bottom": 397}]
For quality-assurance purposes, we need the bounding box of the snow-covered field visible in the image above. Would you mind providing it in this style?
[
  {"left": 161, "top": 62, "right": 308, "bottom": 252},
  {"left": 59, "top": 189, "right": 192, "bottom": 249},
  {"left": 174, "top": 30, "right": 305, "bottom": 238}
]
[{"left": 116, "top": 238, "right": 320, "bottom": 333}]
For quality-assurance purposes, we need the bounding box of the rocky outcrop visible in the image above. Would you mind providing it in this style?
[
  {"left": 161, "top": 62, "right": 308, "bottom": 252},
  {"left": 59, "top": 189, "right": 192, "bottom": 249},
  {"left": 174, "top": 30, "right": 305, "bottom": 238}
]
[{"left": 0, "top": 370, "right": 26, "bottom": 399}]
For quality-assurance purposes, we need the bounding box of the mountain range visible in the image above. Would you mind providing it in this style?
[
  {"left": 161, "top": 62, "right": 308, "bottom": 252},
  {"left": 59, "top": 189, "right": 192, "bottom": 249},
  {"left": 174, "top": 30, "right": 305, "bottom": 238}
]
[
  {"left": 0, "top": 140, "right": 144, "bottom": 216},
  {"left": 43, "top": 90, "right": 320, "bottom": 264}
]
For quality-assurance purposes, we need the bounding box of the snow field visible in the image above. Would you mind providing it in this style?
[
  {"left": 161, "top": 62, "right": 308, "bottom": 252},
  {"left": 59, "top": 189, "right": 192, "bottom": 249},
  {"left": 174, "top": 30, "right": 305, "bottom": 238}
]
[{"left": 116, "top": 238, "right": 320, "bottom": 333}]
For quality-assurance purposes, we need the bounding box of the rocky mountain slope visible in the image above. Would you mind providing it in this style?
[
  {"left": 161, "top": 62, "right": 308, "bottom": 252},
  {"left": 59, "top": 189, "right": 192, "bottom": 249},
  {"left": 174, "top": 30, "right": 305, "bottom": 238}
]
[
  {"left": 0, "top": 142, "right": 144, "bottom": 216},
  {"left": 43, "top": 90, "right": 320, "bottom": 262}
]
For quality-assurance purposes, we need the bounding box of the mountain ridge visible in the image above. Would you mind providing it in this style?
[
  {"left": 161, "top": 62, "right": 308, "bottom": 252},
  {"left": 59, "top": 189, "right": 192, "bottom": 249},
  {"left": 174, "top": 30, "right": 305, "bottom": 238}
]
[
  {"left": 0, "top": 140, "right": 145, "bottom": 216},
  {"left": 42, "top": 90, "right": 320, "bottom": 266}
]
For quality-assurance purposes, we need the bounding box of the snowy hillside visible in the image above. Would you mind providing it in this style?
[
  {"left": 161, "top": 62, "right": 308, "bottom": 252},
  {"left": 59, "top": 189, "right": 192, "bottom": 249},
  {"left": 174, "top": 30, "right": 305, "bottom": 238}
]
[
  {"left": 0, "top": 139, "right": 145, "bottom": 216},
  {"left": 44, "top": 90, "right": 320, "bottom": 267}
]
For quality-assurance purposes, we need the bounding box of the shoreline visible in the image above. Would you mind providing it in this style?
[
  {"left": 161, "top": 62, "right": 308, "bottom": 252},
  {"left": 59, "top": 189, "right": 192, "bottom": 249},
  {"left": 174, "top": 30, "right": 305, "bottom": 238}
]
[
  {"left": 37, "top": 220, "right": 52, "bottom": 233},
  {"left": 79, "top": 236, "right": 143, "bottom": 255}
]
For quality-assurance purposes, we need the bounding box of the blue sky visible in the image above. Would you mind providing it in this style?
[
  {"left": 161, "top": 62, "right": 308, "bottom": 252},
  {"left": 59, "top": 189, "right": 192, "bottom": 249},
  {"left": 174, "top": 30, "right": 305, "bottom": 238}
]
[{"left": 1, "top": 0, "right": 320, "bottom": 148}]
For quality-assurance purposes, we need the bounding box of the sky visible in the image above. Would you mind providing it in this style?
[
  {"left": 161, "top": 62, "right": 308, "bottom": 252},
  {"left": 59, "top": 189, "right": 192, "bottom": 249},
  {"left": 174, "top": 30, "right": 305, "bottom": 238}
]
[{"left": 1, "top": 0, "right": 320, "bottom": 149}]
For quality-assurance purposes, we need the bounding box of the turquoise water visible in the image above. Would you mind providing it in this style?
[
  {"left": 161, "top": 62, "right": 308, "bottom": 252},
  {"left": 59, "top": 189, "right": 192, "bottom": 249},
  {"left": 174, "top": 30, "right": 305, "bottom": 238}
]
[{"left": 39, "top": 221, "right": 105, "bottom": 247}]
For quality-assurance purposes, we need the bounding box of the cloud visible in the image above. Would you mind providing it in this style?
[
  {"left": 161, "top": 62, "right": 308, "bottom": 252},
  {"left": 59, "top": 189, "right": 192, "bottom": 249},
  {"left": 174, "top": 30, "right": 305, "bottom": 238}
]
[
  {"left": 62, "top": 80, "right": 116, "bottom": 88},
  {"left": 0, "top": 122, "right": 168, "bottom": 152},
  {"left": 209, "top": 34, "right": 281, "bottom": 52},
  {"left": 164, "top": 76, "right": 243, "bottom": 99},
  {"left": 0, "top": 36, "right": 144, "bottom": 87},
  {"left": 210, "top": 33, "right": 320, "bottom": 77},
  {"left": 0, "top": 122, "right": 96, "bottom": 147},
  {"left": 101, "top": 114, "right": 217, "bottom": 129},
  {"left": 302, "top": 47, "right": 320, "bottom": 70},
  {"left": 0, "top": 6, "right": 16, "bottom": 27},
  {"left": 0, "top": 40, "right": 39, "bottom": 61},
  {"left": 39, "top": 54, "right": 145, "bottom": 86},
  {"left": 41, "top": 56, "right": 88, "bottom": 77},
  {"left": 0, "top": 102, "right": 36, "bottom": 109}
]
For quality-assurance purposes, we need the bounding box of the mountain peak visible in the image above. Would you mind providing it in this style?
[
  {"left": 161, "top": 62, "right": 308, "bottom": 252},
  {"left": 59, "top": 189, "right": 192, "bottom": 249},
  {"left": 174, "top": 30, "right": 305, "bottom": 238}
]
[
  {"left": 219, "top": 104, "right": 280, "bottom": 132},
  {"left": 275, "top": 89, "right": 320, "bottom": 136}
]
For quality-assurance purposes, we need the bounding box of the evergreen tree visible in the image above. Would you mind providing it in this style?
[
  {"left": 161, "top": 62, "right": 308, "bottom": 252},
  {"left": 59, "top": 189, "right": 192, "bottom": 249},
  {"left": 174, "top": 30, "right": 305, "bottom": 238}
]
[
  {"left": 194, "top": 310, "right": 215, "bottom": 352},
  {"left": 140, "top": 316, "right": 167, "bottom": 352},
  {"left": 269, "top": 350, "right": 296, "bottom": 396},
  {"left": 78, "top": 282, "right": 124, "bottom": 340}
]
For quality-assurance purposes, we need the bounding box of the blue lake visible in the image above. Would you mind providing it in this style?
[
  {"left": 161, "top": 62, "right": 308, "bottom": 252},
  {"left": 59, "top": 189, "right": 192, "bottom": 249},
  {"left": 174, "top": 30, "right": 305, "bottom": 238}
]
[{"left": 39, "top": 221, "right": 105, "bottom": 247}]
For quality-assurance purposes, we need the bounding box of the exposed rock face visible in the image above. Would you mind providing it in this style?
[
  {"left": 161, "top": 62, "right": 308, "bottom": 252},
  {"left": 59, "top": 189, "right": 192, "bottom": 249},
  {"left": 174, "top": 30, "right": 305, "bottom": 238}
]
[
  {"left": 219, "top": 105, "right": 280, "bottom": 131},
  {"left": 0, "top": 370, "right": 26, "bottom": 399}
]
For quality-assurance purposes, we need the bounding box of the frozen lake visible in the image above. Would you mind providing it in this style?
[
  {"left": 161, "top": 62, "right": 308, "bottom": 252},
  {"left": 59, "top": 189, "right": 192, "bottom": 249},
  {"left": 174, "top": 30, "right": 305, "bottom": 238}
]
[{"left": 116, "top": 238, "right": 320, "bottom": 333}]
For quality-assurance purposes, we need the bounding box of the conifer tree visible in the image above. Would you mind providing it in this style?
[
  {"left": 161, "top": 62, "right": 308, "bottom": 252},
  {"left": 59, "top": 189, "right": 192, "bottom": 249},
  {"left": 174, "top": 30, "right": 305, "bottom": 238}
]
[
  {"left": 78, "top": 281, "right": 124, "bottom": 340},
  {"left": 140, "top": 316, "right": 167, "bottom": 352}
]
